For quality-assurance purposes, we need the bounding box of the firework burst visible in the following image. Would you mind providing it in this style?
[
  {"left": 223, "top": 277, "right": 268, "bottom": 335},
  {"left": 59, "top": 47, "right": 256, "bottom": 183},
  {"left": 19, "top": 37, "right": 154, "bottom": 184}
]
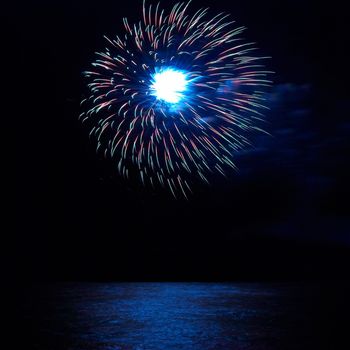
[{"left": 81, "top": 0, "right": 272, "bottom": 197}]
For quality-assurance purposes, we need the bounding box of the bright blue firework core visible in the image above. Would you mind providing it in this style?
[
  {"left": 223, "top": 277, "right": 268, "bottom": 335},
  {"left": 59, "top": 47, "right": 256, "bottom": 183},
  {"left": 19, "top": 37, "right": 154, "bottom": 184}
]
[{"left": 150, "top": 68, "right": 188, "bottom": 104}]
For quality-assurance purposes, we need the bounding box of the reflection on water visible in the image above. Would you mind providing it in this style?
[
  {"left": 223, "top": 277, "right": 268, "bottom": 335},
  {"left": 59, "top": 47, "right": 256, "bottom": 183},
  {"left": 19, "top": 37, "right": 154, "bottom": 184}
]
[{"left": 23, "top": 283, "right": 319, "bottom": 349}]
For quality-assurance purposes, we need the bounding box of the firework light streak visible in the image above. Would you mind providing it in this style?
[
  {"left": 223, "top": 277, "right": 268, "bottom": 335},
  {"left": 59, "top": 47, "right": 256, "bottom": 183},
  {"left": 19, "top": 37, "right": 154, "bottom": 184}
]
[{"left": 80, "top": 0, "right": 272, "bottom": 198}]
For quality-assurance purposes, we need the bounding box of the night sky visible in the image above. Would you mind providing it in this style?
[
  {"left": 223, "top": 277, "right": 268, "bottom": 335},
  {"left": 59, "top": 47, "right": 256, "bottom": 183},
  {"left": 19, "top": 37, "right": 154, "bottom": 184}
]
[{"left": 13, "top": 0, "right": 349, "bottom": 282}]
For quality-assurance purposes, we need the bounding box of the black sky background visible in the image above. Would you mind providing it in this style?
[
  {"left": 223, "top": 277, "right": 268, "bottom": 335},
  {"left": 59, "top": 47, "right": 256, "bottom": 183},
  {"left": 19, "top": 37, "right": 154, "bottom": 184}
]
[{"left": 13, "top": 0, "right": 349, "bottom": 282}]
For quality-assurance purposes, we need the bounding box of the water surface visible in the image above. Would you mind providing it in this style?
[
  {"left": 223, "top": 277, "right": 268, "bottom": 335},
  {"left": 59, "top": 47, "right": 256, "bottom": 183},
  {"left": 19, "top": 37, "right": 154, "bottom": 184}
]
[{"left": 22, "top": 282, "right": 333, "bottom": 349}]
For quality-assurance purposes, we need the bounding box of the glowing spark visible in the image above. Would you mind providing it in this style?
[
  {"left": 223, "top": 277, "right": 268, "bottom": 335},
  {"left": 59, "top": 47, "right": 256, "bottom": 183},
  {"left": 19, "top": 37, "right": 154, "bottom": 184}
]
[{"left": 151, "top": 69, "right": 188, "bottom": 104}]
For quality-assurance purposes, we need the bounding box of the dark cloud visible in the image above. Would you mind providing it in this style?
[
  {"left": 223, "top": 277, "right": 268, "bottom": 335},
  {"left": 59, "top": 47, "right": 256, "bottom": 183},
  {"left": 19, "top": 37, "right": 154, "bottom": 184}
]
[{"left": 224, "top": 82, "right": 350, "bottom": 245}]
